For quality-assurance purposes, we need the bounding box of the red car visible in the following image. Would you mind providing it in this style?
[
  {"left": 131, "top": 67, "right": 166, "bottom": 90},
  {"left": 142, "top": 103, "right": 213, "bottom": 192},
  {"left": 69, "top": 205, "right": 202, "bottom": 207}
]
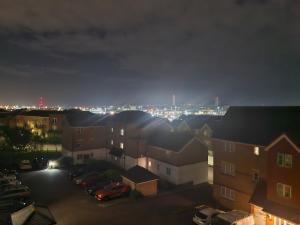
[
  {"left": 80, "top": 175, "right": 104, "bottom": 188},
  {"left": 95, "top": 182, "right": 130, "bottom": 201}
]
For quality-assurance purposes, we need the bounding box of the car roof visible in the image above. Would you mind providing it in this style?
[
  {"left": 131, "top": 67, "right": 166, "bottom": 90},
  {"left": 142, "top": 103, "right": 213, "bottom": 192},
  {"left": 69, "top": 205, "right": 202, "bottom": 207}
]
[
  {"left": 217, "top": 210, "right": 250, "bottom": 223},
  {"left": 195, "top": 205, "right": 221, "bottom": 216}
]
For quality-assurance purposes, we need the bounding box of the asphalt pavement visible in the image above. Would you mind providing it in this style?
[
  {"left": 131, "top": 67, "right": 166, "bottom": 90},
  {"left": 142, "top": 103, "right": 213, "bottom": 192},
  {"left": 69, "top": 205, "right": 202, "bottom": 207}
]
[{"left": 21, "top": 169, "right": 214, "bottom": 225}]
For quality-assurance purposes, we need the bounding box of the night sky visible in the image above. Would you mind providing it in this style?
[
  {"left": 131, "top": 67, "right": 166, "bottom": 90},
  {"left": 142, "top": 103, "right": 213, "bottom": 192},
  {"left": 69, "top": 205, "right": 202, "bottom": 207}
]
[{"left": 1, "top": 0, "right": 300, "bottom": 106}]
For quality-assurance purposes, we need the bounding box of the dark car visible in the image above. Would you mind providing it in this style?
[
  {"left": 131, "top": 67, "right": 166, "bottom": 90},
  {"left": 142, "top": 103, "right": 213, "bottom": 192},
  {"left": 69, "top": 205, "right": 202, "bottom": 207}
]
[
  {"left": 80, "top": 174, "right": 108, "bottom": 188},
  {"left": 86, "top": 180, "right": 112, "bottom": 196},
  {"left": 95, "top": 182, "right": 130, "bottom": 201}
]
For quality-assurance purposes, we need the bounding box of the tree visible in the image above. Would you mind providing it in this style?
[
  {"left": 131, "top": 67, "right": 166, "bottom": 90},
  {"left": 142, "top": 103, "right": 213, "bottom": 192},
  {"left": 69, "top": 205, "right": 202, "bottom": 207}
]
[{"left": 2, "top": 126, "right": 32, "bottom": 151}]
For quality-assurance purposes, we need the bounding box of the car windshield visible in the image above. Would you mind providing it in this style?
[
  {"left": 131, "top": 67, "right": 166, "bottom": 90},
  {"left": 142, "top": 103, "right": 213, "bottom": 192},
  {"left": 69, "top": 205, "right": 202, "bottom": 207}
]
[
  {"left": 212, "top": 217, "right": 232, "bottom": 225},
  {"left": 195, "top": 210, "right": 208, "bottom": 220}
]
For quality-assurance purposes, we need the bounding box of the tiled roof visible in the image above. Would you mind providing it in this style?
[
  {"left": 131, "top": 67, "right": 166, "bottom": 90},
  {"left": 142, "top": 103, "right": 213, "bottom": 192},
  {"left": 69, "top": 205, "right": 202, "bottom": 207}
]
[
  {"left": 65, "top": 111, "right": 111, "bottom": 127},
  {"left": 111, "top": 111, "right": 152, "bottom": 126},
  {"left": 122, "top": 166, "right": 158, "bottom": 183},
  {"left": 148, "top": 130, "right": 193, "bottom": 152},
  {"left": 178, "top": 115, "right": 223, "bottom": 129},
  {"left": 212, "top": 106, "right": 300, "bottom": 146}
]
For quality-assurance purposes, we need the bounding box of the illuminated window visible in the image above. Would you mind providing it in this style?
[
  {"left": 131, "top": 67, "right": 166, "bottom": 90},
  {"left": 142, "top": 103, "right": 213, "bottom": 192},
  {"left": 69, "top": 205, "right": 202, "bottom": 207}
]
[
  {"left": 110, "top": 139, "right": 114, "bottom": 145},
  {"left": 148, "top": 161, "right": 152, "bottom": 167},
  {"left": 277, "top": 153, "right": 292, "bottom": 168},
  {"left": 52, "top": 118, "right": 57, "bottom": 124},
  {"left": 111, "top": 127, "right": 114, "bottom": 133},
  {"left": 120, "top": 142, "right": 124, "bottom": 149},
  {"left": 277, "top": 183, "right": 292, "bottom": 198},
  {"left": 120, "top": 128, "right": 125, "bottom": 136},
  {"left": 254, "top": 147, "right": 260, "bottom": 156}
]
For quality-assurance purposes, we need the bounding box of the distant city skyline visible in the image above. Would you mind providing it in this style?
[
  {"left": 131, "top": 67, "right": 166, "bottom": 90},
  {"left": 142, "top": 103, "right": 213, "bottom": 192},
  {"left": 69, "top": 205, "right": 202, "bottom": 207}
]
[{"left": 1, "top": 1, "right": 300, "bottom": 106}]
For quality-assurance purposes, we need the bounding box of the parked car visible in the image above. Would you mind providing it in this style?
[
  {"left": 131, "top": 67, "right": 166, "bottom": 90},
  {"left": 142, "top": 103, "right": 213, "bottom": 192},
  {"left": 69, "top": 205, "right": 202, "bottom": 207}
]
[
  {"left": 80, "top": 174, "right": 107, "bottom": 188},
  {"left": 69, "top": 167, "right": 88, "bottom": 180},
  {"left": 0, "top": 187, "right": 31, "bottom": 200},
  {"left": 19, "top": 160, "right": 32, "bottom": 170},
  {"left": 0, "top": 177, "right": 21, "bottom": 186},
  {"left": 73, "top": 172, "right": 100, "bottom": 185},
  {"left": 95, "top": 182, "right": 130, "bottom": 201},
  {"left": 193, "top": 205, "right": 223, "bottom": 225},
  {"left": 1, "top": 185, "right": 28, "bottom": 194},
  {"left": 86, "top": 180, "right": 112, "bottom": 196},
  {"left": 211, "top": 210, "right": 254, "bottom": 225},
  {"left": 0, "top": 196, "right": 34, "bottom": 211}
]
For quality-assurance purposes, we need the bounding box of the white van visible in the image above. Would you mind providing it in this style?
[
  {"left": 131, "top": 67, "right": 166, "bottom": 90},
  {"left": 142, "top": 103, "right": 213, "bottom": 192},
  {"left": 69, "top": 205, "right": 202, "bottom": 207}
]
[
  {"left": 193, "top": 205, "right": 223, "bottom": 225},
  {"left": 211, "top": 210, "right": 254, "bottom": 225}
]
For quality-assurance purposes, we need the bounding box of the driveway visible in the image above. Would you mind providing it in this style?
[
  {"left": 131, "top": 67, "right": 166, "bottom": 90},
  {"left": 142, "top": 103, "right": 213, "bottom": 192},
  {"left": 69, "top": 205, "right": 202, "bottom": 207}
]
[{"left": 21, "top": 169, "right": 215, "bottom": 225}]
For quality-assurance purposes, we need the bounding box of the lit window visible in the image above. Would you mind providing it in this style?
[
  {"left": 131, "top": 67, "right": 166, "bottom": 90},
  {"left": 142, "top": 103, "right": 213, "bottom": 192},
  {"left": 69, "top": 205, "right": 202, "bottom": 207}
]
[
  {"left": 148, "top": 161, "right": 152, "bottom": 167},
  {"left": 277, "top": 183, "right": 292, "bottom": 198},
  {"left": 110, "top": 139, "right": 114, "bottom": 145},
  {"left": 254, "top": 147, "right": 260, "bottom": 156},
  {"left": 111, "top": 127, "right": 114, "bottom": 133},
  {"left": 120, "top": 128, "right": 125, "bottom": 136},
  {"left": 120, "top": 142, "right": 124, "bottom": 149},
  {"left": 277, "top": 153, "right": 292, "bottom": 168}
]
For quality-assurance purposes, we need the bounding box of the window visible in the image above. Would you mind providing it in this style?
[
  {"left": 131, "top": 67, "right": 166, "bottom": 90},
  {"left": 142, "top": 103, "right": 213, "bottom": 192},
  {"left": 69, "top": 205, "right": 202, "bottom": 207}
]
[
  {"left": 275, "top": 218, "right": 294, "bottom": 225},
  {"left": 148, "top": 161, "right": 152, "bottom": 167},
  {"left": 78, "top": 128, "right": 83, "bottom": 135},
  {"left": 254, "top": 147, "right": 260, "bottom": 156},
  {"left": 111, "top": 127, "right": 114, "bottom": 133},
  {"left": 220, "top": 186, "right": 235, "bottom": 200},
  {"left": 277, "top": 153, "right": 293, "bottom": 168},
  {"left": 221, "top": 161, "right": 235, "bottom": 176},
  {"left": 52, "top": 117, "right": 57, "bottom": 124},
  {"left": 166, "top": 167, "right": 171, "bottom": 176},
  {"left": 277, "top": 183, "right": 292, "bottom": 198},
  {"left": 110, "top": 139, "right": 114, "bottom": 145},
  {"left": 120, "top": 142, "right": 124, "bottom": 149},
  {"left": 252, "top": 169, "right": 259, "bottom": 182},
  {"left": 157, "top": 163, "right": 160, "bottom": 171},
  {"left": 77, "top": 154, "right": 82, "bottom": 160},
  {"left": 120, "top": 128, "right": 125, "bottom": 136},
  {"left": 224, "top": 142, "right": 235, "bottom": 152}
]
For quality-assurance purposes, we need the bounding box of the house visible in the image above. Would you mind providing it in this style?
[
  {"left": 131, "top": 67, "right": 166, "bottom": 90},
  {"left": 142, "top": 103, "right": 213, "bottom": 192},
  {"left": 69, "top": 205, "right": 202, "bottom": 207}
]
[
  {"left": 175, "top": 115, "right": 223, "bottom": 184},
  {"left": 250, "top": 134, "right": 300, "bottom": 225},
  {"left": 62, "top": 111, "right": 110, "bottom": 164},
  {"left": 122, "top": 165, "right": 159, "bottom": 196},
  {"left": 211, "top": 106, "right": 300, "bottom": 218},
  {"left": 146, "top": 130, "right": 208, "bottom": 185},
  {"left": 107, "top": 110, "right": 172, "bottom": 169}
]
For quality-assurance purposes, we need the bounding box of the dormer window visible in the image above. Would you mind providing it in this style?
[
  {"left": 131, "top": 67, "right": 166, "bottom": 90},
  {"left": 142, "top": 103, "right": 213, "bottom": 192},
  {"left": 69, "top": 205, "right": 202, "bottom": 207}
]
[{"left": 120, "top": 128, "right": 125, "bottom": 136}]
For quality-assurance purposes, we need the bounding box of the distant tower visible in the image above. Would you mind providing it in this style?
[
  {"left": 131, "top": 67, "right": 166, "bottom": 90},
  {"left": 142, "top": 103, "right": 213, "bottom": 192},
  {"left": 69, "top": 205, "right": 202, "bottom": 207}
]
[
  {"left": 215, "top": 96, "right": 219, "bottom": 107},
  {"left": 38, "top": 97, "right": 45, "bottom": 109},
  {"left": 172, "top": 94, "right": 176, "bottom": 107}
]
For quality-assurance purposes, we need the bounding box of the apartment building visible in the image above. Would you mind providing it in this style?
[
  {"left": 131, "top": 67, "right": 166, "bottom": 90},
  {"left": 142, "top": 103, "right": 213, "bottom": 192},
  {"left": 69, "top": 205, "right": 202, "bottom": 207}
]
[
  {"left": 212, "top": 106, "right": 300, "bottom": 222},
  {"left": 62, "top": 111, "right": 109, "bottom": 164},
  {"left": 146, "top": 130, "right": 208, "bottom": 185},
  {"left": 11, "top": 110, "right": 66, "bottom": 135},
  {"left": 107, "top": 110, "right": 172, "bottom": 169},
  {"left": 250, "top": 134, "right": 300, "bottom": 225}
]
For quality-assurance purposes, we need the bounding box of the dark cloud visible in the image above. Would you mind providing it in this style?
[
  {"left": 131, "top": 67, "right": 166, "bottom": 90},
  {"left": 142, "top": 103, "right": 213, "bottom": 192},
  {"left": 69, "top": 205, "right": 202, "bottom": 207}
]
[{"left": 0, "top": 0, "right": 300, "bottom": 105}]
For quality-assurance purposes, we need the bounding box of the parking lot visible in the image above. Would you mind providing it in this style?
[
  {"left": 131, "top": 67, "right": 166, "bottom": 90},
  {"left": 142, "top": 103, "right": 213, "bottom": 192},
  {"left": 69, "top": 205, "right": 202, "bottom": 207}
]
[{"left": 21, "top": 169, "right": 215, "bottom": 225}]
